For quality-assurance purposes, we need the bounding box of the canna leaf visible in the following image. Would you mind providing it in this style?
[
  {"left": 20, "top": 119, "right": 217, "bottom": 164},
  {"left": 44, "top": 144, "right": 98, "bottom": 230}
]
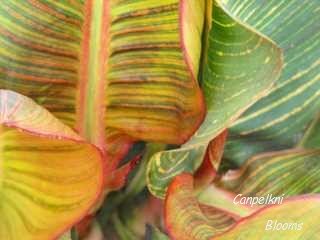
[
  {"left": 105, "top": 0, "right": 206, "bottom": 144},
  {"left": 0, "top": 0, "right": 206, "bottom": 147},
  {"left": 147, "top": 0, "right": 283, "bottom": 198},
  {"left": 216, "top": 149, "right": 320, "bottom": 197},
  {"left": 0, "top": 90, "right": 103, "bottom": 240},
  {"left": 164, "top": 173, "right": 237, "bottom": 240},
  {"left": 165, "top": 173, "right": 320, "bottom": 240},
  {"left": 194, "top": 130, "right": 228, "bottom": 191},
  {"left": 0, "top": 1, "right": 208, "bottom": 200},
  {"left": 214, "top": 195, "right": 320, "bottom": 239},
  {"left": 223, "top": 0, "right": 320, "bottom": 164},
  {"left": 198, "top": 149, "right": 320, "bottom": 224}
]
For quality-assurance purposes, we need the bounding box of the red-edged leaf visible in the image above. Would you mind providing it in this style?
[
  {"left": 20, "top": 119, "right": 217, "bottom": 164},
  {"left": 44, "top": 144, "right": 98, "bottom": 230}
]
[
  {"left": 194, "top": 130, "right": 228, "bottom": 190},
  {"left": 0, "top": 90, "right": 103, "bottom": 240},
  {"left": 165, "top": 173, "right": 236, "bottom": 240}
]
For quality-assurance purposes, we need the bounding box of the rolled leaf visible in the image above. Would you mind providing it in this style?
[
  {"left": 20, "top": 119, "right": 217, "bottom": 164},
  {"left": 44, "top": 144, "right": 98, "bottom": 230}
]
[
  {"left": 194, "top": 130, "right": 228, "bottom": 191},
  {"left": 147, "top": 0, "right": 283, "bottom": 198},
  {"left": 0, "top": 90, "right": 103, "bottom": 240}
]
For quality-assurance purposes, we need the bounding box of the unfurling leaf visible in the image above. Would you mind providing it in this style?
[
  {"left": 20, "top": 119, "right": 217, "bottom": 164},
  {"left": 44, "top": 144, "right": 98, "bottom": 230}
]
[
  {"left": 194, "top": 130, "right": 228, "bottom": 191},
  {"left": 147, "top": 0, "right": 282, "bottom": 198}
]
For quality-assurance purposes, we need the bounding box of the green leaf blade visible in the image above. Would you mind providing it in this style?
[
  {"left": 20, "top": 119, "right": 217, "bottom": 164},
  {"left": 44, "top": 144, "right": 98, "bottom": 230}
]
[{"left": 222, "top": 0, "right": 320, "bottom": 160}]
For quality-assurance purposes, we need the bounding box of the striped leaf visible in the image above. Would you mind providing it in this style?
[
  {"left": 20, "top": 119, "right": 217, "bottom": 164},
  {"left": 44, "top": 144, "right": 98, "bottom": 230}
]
[
  {"left": 147, "top": 0, "right": 282, "bottom": 198},
  {"left": 165, "top": 173, "right": 320, "bottom": 239},
  {"left": 0, "top": 1, "right": 208, "bottom": 202},
  {"left": 199, "top": 149, "right": 320, "bottom": 224},
  {"left": 223, "top": 0, "right": 320, "bottom": 164},
  {"left": 105, "top": 0, "right": 206, "bottom": 144},
  {"left": 0, "top": 90, "right": 103, "bottom": 240},
  {"left": 165, "top": 174, "right": 237, "bottom": 240},
  {"left": 0, "top": 0, "right": 205, "bottom": 148},
  {"left": 214, "top": 195, "right": 320, "bottom": 239},
  {"left": 216, "top": 149, "right": 320, "bottom": 197}
]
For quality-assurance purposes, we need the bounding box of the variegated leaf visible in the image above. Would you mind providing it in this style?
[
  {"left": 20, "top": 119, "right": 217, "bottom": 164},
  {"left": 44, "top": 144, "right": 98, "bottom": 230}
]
[
  {"left": 165, "top": 173, "right": 320, "bottom": 240},
  {"left": 0, "top": 90, "right": 103, "bottom": 240},
  {"left": 0, "top": 0, "right": 206, "bottom": 148},
  {"left": 165, "top": 174, "right": 239, "bottom": 240},
  {"left": 147, "top": 0, "right": 282, "bottom": 198},
  {"left": 223, "top": 0, "right": 320, "bottom": 165},
  {"left": 217, "top": 149, "right": 320, "bottom": 197}
]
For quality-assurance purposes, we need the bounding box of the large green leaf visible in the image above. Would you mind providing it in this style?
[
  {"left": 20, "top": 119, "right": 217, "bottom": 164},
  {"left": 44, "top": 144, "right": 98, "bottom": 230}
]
[
  {"left": 0, "top": 90, "right": 103, "bottom": 240},
  {"left": 222, "top": 0, "right": 320, "bottom": 165},
  {"left": 147, "top": 0, "right": 282, "bottom": 198},
  {"left": 0, "top": 0, "right": 205, "bottom": 147}
]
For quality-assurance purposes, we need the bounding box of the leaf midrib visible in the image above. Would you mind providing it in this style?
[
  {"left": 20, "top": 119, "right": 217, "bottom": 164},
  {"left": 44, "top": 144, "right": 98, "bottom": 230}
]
[{"left": 78, "top": 0, "right": 109, "bottom": 149}]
